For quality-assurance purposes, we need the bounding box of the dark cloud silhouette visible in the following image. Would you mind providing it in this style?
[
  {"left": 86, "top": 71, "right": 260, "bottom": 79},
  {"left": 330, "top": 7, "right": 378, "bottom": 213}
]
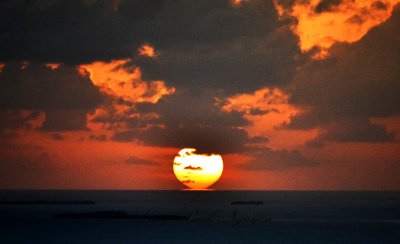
[
  {"left": 0, "top": 110, "right": 42, "bottom": 137},
  {"left": 0, "top": 0, "right": 276, "bottom": 63},
  {"left": 89, "top": 134, "right": 108, "bottom": 142},
  {"left": 111, "top": 90, "right": 251, "bottom": 154},
  {"left": 0, "top": 63, "right": 103, "bottom": 131},
  {"left": 0, "top": 0, "right": 163, "bottom": 64},
  {"left": 181, "top": 179, "right": 195, "bottom": 184},
  {"left": 286, "top": 7, "right": 400, "bottom": 144},
  {"left": 0, "top": 0, "right": 303, "bottom": 138},
  {"left": 113, "top": 125, "right": 249, "bottom": 154},
  {"left": 136, "top": 90, "right": 249, "bottom": 128},
  {"left": 135, "top": 28, "right": 300, "bottom": 93},
  {"left": 41, "top": 109, "right": 91, "bottom": 131},
  {"left": 0, "top": 110, "right": 41, "bottom": 130},
  {"left": 305, "top": 118, "right": 395, "bottom": 148},
  {"left": 0, "top": 63, "right": 102, "bottom": 111},
  {"left": 0, "top": 0, "right": 301, "bottom": 94},
  {"left": 184, "top": 165, "right": 203, "bottom": 170}
]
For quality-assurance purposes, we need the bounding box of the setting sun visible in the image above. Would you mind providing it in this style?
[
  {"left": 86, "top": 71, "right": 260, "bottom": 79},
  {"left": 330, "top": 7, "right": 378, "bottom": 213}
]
[{"left": 173, "top": 148, "right": 223, "bottom": 190}]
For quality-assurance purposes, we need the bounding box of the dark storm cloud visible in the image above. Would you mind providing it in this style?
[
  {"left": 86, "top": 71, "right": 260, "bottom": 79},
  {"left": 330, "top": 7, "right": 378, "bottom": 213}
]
[
  {"left": 135, "top": 28, "right": 300, "bottom": 93},
  {"left": 2, "top": 0, "right": 303, "bottom": 157},
  {"left": 1, "top": 0, "right": 303, "bottom": 138},
  {"left": 305, "top": 118, "right": 395, "bottom": 147},
  {"left": 112, "top": 123, "right": 249, "bottom": 154},
  {"left": 0, "top": 0, "right": 275, "bottom": 63},
  {"left": 0, "top": 0, "right": 164, "bottom": 64},
  {"left": 140, "top": 125, "right": 248, "bottom": 154},
  {"left": 111, "top": 90, "right": 251, "bottom": 154},
  {"left": 286, "top": 7, "right": 400, "bottom": 144},
  {"left": 0, "top": 63, "right": 101, "bottom": 111},
  {"left": 41, "top": 109, "right": 91, "bottom": 131},
  {"left": 240, "top": 147, "right": 317, "bottom": 170},
  {"left": 0, "top": 0, "right": 302, "bottom": 93},
  {"left": 136, "top": 90, "right": 249, "bottom": 128},
  {"left": 0, "top": 63, "right": 103, "bottom": 131}
]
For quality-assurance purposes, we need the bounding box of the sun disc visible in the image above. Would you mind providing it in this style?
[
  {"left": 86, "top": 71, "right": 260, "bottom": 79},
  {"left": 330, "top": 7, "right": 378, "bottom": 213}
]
[{"left": 173, "top": 148, "right": 223, "bottom": 189}]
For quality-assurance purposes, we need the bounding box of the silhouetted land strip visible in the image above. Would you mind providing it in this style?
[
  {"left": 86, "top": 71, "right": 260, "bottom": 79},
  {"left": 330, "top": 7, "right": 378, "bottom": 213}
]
[
  {"left": 0, "top": 200, "right": 95, "bottom": 205},
  {"left": 54, "top": 210, "right": 189, "bottom": 220},
  {"left": 231, "top": 201, "right": 263, "bottom": 205}
]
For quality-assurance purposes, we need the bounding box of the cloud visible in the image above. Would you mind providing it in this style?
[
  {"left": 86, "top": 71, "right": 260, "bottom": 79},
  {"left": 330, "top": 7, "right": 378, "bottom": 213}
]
[
  {"left": 181, "top": 179, "right": 195, "bottom": 184},
  {"left": 41, "top": 109, "right": 91, "bottom": 131},
  {"left": 79, "top": 58, "right": 176, "bottom": 133},
  {"left": 135, "top": 28, "right": 300, "bottom": 94},
  {"left": 0, "top": 110, "right": 44, "bottom": 137},
  {"left": 89, "top": 134, "right": 108, "bottom": 141},
  {"left": 0, "top": 110, "right": 44, "bottom": 140},
  {"left": 184, "top": 165, "right": 203, "bottom": 170},
  {"left": 286, "top": 6, "right": 400, "bottom": 144},
  {"left": 79, "top": 59, "right": 174, "bottom": 104},
  {"left": 0, "top": 0, "right": 164, "bottom": 64},
  {"left": 240, "top": 147, "right": 317, "bottom": 170},
  {"left": 0, "top": 0, "right": 303, "bottom": 144},
  {"left": 0, "top": 0, "right": 302, "bottom": 94},
  {"left": 131, "top": 0, "right": 301, "bottom": 94},
  {"left": 305, "top": 118, "right": 395, "bottom": 147},
  {"left": 274, "top": 0, "right": 400, "bottom": 58},
  {"left": 113, "top": 125, "right": 249, "bottom": 154},
  {"left": 0, "top": 0, "right": 276, "bottom": 64},
  {"left": 0, "top": 63, "right": 103, "bottom": 131},
  {"left": 138, "top": 44, "right": 157, "bottom": 58},
  {"left": 111, "top": 90, "right": 251, "bottom": 154}
]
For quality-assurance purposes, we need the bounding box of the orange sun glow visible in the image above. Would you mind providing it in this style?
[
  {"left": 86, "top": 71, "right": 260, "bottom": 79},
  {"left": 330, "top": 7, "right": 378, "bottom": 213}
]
[{"left": 173, "top": 148, "right": 223, "bottom": 190}]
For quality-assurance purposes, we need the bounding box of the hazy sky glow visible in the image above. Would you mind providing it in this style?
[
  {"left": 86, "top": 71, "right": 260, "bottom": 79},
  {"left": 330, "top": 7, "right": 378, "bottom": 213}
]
[{"left": 0, "top": 0, "right": 400, "bottom": 190}]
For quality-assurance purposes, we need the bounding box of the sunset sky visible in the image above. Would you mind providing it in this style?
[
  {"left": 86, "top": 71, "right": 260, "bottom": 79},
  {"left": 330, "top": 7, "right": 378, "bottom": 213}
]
[{"left": 1, "top": 0, "right": 400, "bottom": 190}]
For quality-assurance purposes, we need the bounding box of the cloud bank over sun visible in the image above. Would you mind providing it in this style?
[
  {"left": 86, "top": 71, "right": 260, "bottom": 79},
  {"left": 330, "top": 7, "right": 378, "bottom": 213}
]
[{"left": 0, "top": 0, "right": 400, "bottom": 190}]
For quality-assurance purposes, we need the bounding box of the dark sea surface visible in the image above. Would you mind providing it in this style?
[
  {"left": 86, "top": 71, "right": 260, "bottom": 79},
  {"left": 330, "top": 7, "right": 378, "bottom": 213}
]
[{"left": 0, "top": 190, "right": 399, "bottom": 243}]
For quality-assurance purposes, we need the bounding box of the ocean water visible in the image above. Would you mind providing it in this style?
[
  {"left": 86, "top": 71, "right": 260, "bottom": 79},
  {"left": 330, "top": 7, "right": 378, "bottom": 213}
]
[{"left": 0, "top": 190, "right": 399, "bottom": 243}]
